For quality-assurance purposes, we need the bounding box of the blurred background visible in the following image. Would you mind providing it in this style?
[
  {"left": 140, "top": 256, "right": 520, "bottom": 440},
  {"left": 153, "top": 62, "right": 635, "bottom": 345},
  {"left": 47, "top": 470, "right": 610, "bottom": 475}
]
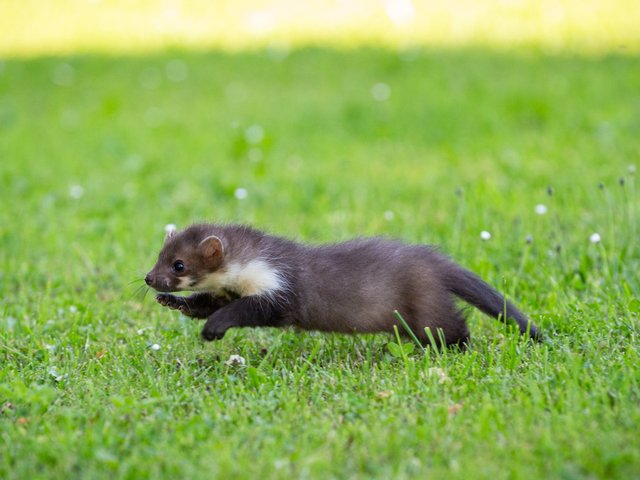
[
  {"left": 2, "top": 0, "right": 640, "bottom": 55},
  {"left": 0, "top": 0, "right": 638, "bottom": 283}
]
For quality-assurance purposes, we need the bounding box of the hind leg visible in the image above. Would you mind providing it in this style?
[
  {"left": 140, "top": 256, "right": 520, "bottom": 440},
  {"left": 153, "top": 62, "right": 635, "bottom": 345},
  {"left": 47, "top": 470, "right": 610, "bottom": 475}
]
[{"left": 402, "top": 300, "right": 470, "bottom": 349}]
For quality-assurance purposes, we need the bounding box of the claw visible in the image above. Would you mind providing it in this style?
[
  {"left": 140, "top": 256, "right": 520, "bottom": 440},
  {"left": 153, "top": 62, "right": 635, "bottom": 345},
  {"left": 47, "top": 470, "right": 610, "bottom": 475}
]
[
  {"left": 156, "top": 294, "right": 169, "bottom": 305},
  {"left": 157, "top": 293, "right": 180, "bottom": 309}
]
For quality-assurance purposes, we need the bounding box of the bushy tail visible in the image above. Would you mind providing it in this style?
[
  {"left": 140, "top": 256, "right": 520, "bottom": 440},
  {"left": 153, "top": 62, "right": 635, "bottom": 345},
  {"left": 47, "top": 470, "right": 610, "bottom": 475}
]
[{"left": 444, "top": 264, "right": 542, "bottom": 341}]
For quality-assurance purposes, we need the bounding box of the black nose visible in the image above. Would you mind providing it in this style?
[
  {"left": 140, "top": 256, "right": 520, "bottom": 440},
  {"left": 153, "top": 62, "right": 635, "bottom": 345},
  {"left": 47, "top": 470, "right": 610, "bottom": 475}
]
[{"left": 145, "top": 274, "right": 153, "bottom": 286}]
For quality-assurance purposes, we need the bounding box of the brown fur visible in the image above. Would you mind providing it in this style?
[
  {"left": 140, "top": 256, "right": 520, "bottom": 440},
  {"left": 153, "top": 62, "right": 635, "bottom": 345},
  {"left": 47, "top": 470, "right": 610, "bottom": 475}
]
[{"left": 145, "top": 224, "right": 542, "bottom": 347}]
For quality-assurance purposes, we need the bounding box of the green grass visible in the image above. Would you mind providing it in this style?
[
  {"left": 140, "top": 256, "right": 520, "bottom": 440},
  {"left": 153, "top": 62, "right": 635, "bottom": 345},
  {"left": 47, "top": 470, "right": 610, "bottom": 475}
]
[{"left": 1, "top": 45, "right": 639, "bottom": 478}]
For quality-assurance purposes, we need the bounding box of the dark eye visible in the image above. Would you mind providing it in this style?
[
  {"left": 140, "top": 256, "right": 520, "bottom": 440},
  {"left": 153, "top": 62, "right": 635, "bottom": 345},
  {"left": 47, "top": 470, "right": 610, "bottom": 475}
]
[{"left": 173, "top": 260, "right": 185, "bottom": 273}]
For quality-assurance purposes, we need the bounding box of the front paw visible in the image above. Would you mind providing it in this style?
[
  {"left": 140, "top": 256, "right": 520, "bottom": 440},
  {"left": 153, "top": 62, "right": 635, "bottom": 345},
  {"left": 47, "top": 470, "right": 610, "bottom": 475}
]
[
  {"left": 156, "top": 293, "right": 191, "bottom": 315},
  {"left": 201, "top": 324, "right": 227, "bottom": 341},
  {"left": 157, "top": 293, "right": 181, "bottom": 308}
]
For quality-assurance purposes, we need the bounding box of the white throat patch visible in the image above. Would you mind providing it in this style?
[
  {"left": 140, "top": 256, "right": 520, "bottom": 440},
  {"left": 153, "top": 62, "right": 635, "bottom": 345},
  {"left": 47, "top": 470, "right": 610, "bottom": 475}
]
[{"left": 190, "top": 259, "right": 285, "bottom": 297}]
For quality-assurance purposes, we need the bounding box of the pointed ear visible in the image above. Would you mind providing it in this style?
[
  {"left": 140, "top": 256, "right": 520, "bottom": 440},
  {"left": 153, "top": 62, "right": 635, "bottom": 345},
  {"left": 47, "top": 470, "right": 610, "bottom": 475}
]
[
  {"left": 164, "top": 224, "right": 177, "bottom": 243},
  {"left": 198, "top": 235, "right": 224, "bottom": 259}
]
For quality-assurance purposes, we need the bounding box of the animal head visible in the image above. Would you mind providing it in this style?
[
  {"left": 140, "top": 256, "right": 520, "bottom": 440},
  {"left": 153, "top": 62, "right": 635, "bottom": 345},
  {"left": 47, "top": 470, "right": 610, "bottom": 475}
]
[{"left": 145, "top": 226, "right": 225, "bottom": 292}]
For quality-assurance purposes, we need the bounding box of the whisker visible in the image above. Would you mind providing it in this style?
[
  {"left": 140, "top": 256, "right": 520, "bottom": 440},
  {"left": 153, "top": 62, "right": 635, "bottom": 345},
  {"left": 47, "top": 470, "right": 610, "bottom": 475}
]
[
  {"left": 129, "top": 284, "right": 150, "bottom": 300},
  {"left": 142, "top": 286, "right": 151, "bottom": 302}
]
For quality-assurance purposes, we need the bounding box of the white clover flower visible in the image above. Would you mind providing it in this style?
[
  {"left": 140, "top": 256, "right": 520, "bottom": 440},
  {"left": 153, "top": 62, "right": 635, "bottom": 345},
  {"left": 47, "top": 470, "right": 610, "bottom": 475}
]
[
  {"left": 427, "top": 367, "right": 450, "bottom": 384},
  {"left": 535, "top": 204, "right": 548, "bottom": 215},
  {"left": 245, "top": 125, "right": 264, "bottom": 144},
  {"left": 48, "top": 367, "right": 66, "bottom": 382},
  {"left": 69, "top": 185, "right": 84, "bottom": 199},
  {"left": 150, "top": 343, "right": 161, "bottom": 351},
  {"left": 590, "top": 233, "right": 601, "bottom": 244},
  {"left": 164, "top": 223, "right": 177, "bottom": 234},
  {"left": 274, "top": 459, "right": 288, "bottom": 470},
  {"left": 225, "top": 354, "right": 246, "bottom": 367},
  {"left": 383, "top": 210, "right": 395, "bottom": 221},
  {"left": 234, "top": 188, "right": 248, "bottom": 200},
  {"left": 628, "top": 165, "right": 636, "bottom": 175},
  {"left": 480, "top": 230, "right": 491, "bottom": 241},
  {"left": 371, "top": 83, "right": 391, "bottom": 101}
]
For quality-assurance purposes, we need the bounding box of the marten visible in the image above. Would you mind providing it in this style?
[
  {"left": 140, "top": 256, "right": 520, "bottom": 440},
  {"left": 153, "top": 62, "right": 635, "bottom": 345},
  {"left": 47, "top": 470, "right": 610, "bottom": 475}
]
[{"left": 145, "top": 223, "right": 541, "bottom": 348}]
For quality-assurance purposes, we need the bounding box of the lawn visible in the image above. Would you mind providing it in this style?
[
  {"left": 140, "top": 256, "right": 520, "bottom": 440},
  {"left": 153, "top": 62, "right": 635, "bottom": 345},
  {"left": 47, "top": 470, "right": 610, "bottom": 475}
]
[{"left": 1, "top": 2, "right": 640, "bottom": 479}]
